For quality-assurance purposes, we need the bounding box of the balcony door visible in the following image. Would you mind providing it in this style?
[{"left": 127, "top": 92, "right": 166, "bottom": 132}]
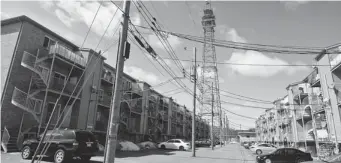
[{"left": 45, "top": 102, "right": 61, "bottom": 125}]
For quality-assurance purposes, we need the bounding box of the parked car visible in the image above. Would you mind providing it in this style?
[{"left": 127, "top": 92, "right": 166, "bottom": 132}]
[
  {"left": 251, "top": 143, "right": 277, "bottom": 155},
  {"left": 256, "top": 148, "right": 313, "bottom": 163},
  {"left": 21, "top": 129, "right": 99, "bottom": 163},
  {"left": 243, "top": 142, "right": 251, "bottom": 149},
  {"left": 158, "top": 139, "right": 190, "bottom": 151},
  {"left": 302, "top": 153, "right": 341, "bottom": 163}
]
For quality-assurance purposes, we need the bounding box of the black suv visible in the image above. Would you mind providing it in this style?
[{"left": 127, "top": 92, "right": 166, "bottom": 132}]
[{"left": 21, "top": 129, "right": 99, "bottom": 163}]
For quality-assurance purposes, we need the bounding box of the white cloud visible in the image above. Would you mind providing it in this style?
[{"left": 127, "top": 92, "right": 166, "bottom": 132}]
[
  {"left": 39, "top": 1, "right": 55, "bottom": 10},
  {"left": 226, "top": 50, "right": 309, "bottom": 77},
  {"left": 124, "top": 66, "right": 161, "bottom": 85},
  {"left": 1, "top": 12, "right": 10, "bottom": 20},
  {"left": 148, "top": 34, "right": 182, "bottom": 50},
  {"left": 55, "top": 9, "right": 74, "bottom": 27},
  {"left": 281, "top": 0, "right": 310, "bottom": 10},
  {"left": 38, "top": 1, "right": 143, "bottom": 39},
  {"left": 227, "top": 28, "right": 247, "bottom": 43}
]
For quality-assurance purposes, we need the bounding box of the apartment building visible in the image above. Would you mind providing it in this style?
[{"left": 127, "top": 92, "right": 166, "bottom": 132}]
[
  {"left": 1, "top": 15, "right": 209, "bottom": 152},
  {"left": 255, "top": 43, "right": 341, "bottom": 157}
]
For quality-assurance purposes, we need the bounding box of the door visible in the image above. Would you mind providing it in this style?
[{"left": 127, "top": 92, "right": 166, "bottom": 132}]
[
  {"left": 173, "top": 140, "right": 182, "bottom": 149},
  {"left": 264, "top": 144, "right": 276, "bottom": 153},
  {"left": 285, "top": 149, "right": 299, "bottom": 163},
  {"left": 165, "top": 140, "right": 174, "bottom": 149},
  {"left": 271, "top": 149, "right": 286, "bottom": 163}
]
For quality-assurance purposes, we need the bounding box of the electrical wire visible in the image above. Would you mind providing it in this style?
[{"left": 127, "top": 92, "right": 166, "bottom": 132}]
[
  {"left": 222, "top": 107, "right": 257, "bottom": 120},
  {"left": 160, "top": 57, "right": 333, "bottom": 67},
  {"left": 35, "top": 2, "right": 105, "bottom": 162},
  {"left": 134, "top": 25, "right": 326, "bottom": 54},
  {"left": 37, "top": 3, "right": 121, "bottom": 161},
  {"left": 184, "top": 1, "right": 196, "bottom": 26}
]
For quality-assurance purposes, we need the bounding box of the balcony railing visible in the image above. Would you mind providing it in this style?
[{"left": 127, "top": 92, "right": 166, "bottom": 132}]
[
  {"left": 307, "top": 69, "right": 320, "bottom": 87},
  {"left": 12, "top": 88, "right": 41, "bottom": 121},
  {"left": 129, "top": 98, "right": 143, "bottom": 113},
  {"left": 101, "top": 73, "right": 114, "bottom": 84},
  {"left": 98, "top": 93, "right": 112, "bottom": 107},
  {"left": 330, "top": 53, "right": 341, "bottom": 71},
  {"left": 49, "top": 77, "right": 81, "bottom": 97},
  {"left": 49, "top": 44, "right": 87, "bottom": 67}
]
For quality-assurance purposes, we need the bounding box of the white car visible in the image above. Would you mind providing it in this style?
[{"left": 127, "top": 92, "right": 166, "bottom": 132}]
[
  {"left": 250, "top": 143, "right": 277, "bottom": 155},
  {"left": 158, "top": 139, "right": 190, "bottom": 151}
]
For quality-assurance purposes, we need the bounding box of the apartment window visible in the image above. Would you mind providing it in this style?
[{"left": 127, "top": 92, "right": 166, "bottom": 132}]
[
  {"left": 43, "top": 36, "right": 56, "bottom": 49},
  {"left": 98, "top": 89, "right": 104, "bottom": 101},
  {"left": 96, "top": 111, "right": 101, "bottom": 121}
]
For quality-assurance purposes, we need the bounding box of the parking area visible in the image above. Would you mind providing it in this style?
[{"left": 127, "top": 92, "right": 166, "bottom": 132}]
[{"left": 1, "top": 144, "right": 256, "bottom": 163}]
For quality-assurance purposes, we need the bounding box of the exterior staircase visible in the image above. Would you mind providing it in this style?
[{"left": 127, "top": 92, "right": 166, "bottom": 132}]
[{"left": 1, "top": 128, "right": 19, "bottom": 152}]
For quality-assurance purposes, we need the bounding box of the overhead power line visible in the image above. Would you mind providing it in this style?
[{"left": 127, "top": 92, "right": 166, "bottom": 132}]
[
  {"left": 222, "top": 108, "right": 257, "bottom": 120},
  {"left": 161, "top": 57, "right": 333, "bottom": 67},
  {"left": 134, "top": 25, "right": 326, "bottom": 54}
]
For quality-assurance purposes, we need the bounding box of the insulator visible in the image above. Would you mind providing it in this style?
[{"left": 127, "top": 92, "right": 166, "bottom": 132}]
[{"left": 134, "top": 35, "right": 145, "bottom": 48}]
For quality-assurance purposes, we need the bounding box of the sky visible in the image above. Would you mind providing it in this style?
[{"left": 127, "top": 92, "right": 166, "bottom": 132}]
[{"left": 1, "top": 0, "right": 341, "bottom": 129}]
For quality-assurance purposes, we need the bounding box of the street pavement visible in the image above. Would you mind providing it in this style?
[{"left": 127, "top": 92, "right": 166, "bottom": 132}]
[{"left": 1, "top": 144, "right": 256, "bottom": 163}]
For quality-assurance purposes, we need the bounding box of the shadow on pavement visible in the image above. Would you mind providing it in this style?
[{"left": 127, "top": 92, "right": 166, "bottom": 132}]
[{"left": 114, "top": 149, "right": 177, "bottom": 158}]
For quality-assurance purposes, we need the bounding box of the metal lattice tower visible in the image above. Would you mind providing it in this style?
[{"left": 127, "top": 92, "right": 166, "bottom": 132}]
[{"left": 198, "top": 1, "right": 222, "bottom": 127}]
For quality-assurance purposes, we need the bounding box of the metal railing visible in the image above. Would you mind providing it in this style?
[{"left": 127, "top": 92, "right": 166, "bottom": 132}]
[
  {"left": 129, "top": 98, "right": 143, "bottom": 113},
  {"left": 12, "top": 88, "right": 41, "bottom": 120},
  {"left": 330, "top": 53, "right": 341, "bottom": 70},
  {"left": 49, "top": 44, "right": 87, "bottom": 67},
  {"left": 49, "top": 77, "right": 81, "bottom": 96},
  {"left": 98, "top": 93, "right": 112, "bottom": 107},
  {"left": 101, "top": 72, "right": 114, "bottom": 83}
]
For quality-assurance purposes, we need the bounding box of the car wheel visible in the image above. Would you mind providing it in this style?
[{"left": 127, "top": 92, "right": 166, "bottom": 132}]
[
  {"left": 296, "top": 158, "right": 303, "bottom": 163},
  {"left": 161, "top": 145, "right": 166, "bottom": 149},
  {"left": 22, "top": 146, "right": 33, "bottom": 159},
  {"left": 256, "top": 149, "right": 263, "bottom": 155},
  {"left": 54, "top": 149, "right": 68, "bottom": 163},
  {"left": 145, "top": 145, "right": 150, "bottom": 149},
  {"left": 179, "top": 146, "right": 184, "bottom": 151},
  {"left": 265, "top": 158, "right": 272, "bottom": 163},
  {"left": 81, "top": 156, "right": 91, "bottom": 162}
]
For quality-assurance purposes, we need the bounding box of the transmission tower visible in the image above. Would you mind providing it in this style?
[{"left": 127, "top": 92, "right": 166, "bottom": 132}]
[{"left": 198, "top": 1, "right": 222, "bottom": 128}]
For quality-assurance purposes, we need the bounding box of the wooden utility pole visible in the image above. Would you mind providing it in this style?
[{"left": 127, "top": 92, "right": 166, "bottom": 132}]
[
  {"left": 104, "top": 1, "right": 130, "bottom": 162},
  {"left": 191, "top": 47, "right": 197, "bottom": 157},
  {"left": 220, "top": 108, "right": 222, "bottom": 147},
  {"left": 211, "top": 82, "right": 214, "bottom": 150}
]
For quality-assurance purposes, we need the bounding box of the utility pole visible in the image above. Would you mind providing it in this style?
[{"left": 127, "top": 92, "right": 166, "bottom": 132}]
[
  {"left": 211, "top": 82, "right": 214, "bottom": 150},
  {"left": 220, "top": 108, "right": 222, "bottom": 147},
  {"left": 104, "top": 1, "right": 130, "bottom": 163},
  {"left": 191, "top": 47, "right": 197, "bottom": 157}
]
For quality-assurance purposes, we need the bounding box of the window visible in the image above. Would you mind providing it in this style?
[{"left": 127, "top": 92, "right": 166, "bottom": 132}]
[
  {"left": 167, "top": 140, "right": 174, "bottom": 143},
  {"left": 43, "top": 36, "right": 56, "bottom": 49},
  {"left": 96, "top": 111, "right": 101, "bottom": 121},
  {"left": 286, "top": 149, "right": 297, "bottom": 155},
  {"left": 98, "top": 89, "right": 104, "bottom": 101},
  {"left": 174, "top": 140, "right": 181, "bottom": 143}
]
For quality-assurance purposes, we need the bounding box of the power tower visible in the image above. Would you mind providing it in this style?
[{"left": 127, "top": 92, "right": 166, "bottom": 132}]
[{"left": 198, "top": 1, "right": 222, "bottom": 140}]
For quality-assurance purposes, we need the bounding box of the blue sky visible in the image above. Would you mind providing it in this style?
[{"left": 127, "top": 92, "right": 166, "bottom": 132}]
[{"left": 2, "top": 1, "right": 341, "bottom": 129}]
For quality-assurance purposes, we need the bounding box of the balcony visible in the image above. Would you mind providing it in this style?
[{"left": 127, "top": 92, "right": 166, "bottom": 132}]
[
  {"left": 101, "top": 72, "right": 114, "bottom": 84},
  {"left": 49, "top": 77, "right": 81, "bottom": 98},
  {"left": 125, "top": 83, "right": 142, "bottom": 95},
  {"left": 330, "top": 52, "right": 341, "bottom": 72},
  {"left": 306, "top": 68, "right": 320, "bottom": 87},
  {"left": 128, "top": 98, "right": 143, "bottom": 114},
  {"left": 49, "top": 44, "right": 87, "bottom": 67},
  {"left": 98, "top": 93, "right": 112, "bottom": 107}
]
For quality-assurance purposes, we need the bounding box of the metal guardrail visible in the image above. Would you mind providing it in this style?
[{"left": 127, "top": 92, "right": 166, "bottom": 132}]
[{"left": 49, "top": 44, "right": 87, "bottom": 67}]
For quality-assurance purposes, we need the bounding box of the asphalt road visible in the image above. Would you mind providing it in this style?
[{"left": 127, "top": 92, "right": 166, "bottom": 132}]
[{"left": 1, "top": 144, "right": 256, "bottom": 163}]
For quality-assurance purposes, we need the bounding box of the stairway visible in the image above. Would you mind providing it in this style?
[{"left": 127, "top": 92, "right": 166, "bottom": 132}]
[{"left": 1, "top": 128, "right": 19, "bottom": 153}]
